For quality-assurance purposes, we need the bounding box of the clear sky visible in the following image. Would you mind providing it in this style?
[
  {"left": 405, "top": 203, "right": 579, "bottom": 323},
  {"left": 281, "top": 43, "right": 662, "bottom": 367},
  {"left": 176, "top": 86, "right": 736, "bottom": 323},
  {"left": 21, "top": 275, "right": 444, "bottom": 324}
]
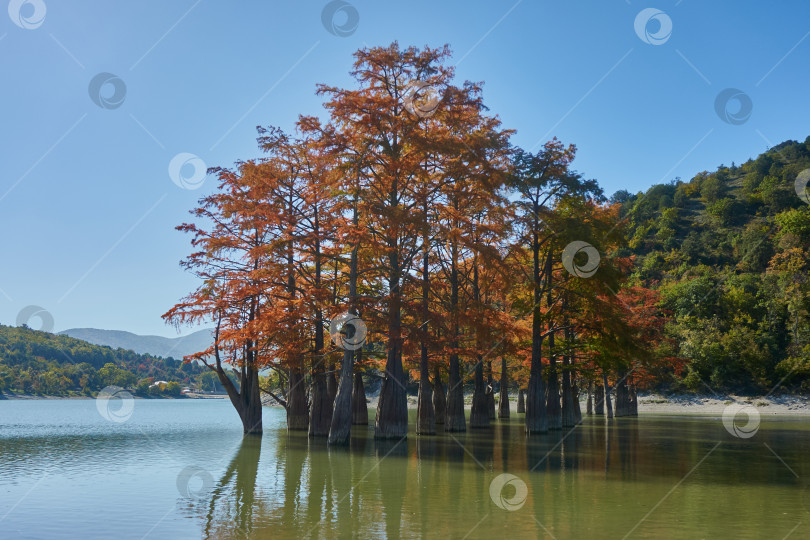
[{"left": 1, "top": 0, "right": 809, "bottom": 337}]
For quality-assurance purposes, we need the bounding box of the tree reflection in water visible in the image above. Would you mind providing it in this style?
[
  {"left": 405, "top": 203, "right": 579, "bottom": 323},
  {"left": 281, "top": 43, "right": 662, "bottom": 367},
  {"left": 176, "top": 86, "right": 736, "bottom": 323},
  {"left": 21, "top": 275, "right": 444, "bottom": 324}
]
[
  {"left": 192, "top": 418, "right": 665, "bottom": 539},
  {"left": 202, "top": 434, "right": 263, "bottom": 539}
]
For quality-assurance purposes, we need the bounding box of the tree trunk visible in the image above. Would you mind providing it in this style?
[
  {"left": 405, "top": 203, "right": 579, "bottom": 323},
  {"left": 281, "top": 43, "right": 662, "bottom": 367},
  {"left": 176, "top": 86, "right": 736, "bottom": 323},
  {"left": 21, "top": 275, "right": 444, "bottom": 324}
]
[
  {"left": 308, "top": 198, "right": 333, "bottom": 437},
  {"left": 445, "top": 352, "right": 466, "bottom": 432},
  {"left": 630, "top": 384, "right": 638, "bottom": 416},
  {"left": 375, "top": 347, "right": 408, "bottom": 439},
  {"left": 375, "top": 268, "right": 408, "bottom": 439},
  {"left": 498, "top": 356, "right": 510, "bottom": 419},
  {"left": 525, "top": 234, "right": 548, "bottom": 434},
  {"left": 469, "top": 252, "right": 488, "bottom": 429},
  {"left": 572, "top": 379, "right": 582, "bottom": 423},
  {"left": 586, "top": 381, "right": 593, "bottom": 415},
  {"left": 327, "top": 363, "right": 338, "bottom": 406},
  {"left": 286, "top": 367, "right": 309, "bottom": 430},
  {"left": 486, "top": 361, "right": 496, "bottom": 420},
  {"left": 561, "top": 362, "right": 576, "bottom": 428},
  {"left": 444, "top": 240, "right": 465, "bottom": 432},
  {"left": 602, "top": 371, "right": 613, "bottom": 419},
  {"left": 352, "top": 369, "right": 368, "bottom": 425},
  {"left": 416, "top": 237, "right": 435, "bottom": 435},
  {"left": 236, "top": 365, "right": 263, "bottom": 435},
  {"left": 594, "top": 383, "right": 604, "bottom": 416},
  {"left": 615, "top": 370, "right": 629, "bottom": 418},
  {"left": 469, "top": 356, "right": 489, "bottom": 428},
  {"left": 417, "top": 372, "right": 435, "bottom": 434},
  {"left": 328, "top": 204, "right": 360, "bottom": 445},
  {"left": 545, "top": 250, "right": 561, "bottom": 430},
  {"left": 517, "top": 387, "right": 525, "bottom": 413},
  {"left": 561, "top": 327, "right": 577, "bottom": 427},
  {"left": 328, "top": 348, "right": 355, "bottom": 444},
  {"left": 545, "top": 339, "right": 561, "bottom": 430},
  {"left": 432, "top": 365, "right": 446, "bottom": 425}
]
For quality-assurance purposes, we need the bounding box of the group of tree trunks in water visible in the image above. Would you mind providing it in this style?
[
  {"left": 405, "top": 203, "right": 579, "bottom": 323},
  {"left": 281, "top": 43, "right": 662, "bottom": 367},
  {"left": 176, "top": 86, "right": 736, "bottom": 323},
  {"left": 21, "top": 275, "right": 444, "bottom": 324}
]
[
  {"left": 277, "top": 360, "right": 640, "bottom": 442},
  {"left": 164, "top": 43, "right": 664, "bottom": 440}
]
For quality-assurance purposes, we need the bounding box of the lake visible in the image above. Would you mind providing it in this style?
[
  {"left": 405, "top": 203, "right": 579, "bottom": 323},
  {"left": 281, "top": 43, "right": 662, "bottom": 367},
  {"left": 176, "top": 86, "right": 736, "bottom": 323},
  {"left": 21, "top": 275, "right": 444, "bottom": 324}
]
[{"left": 1, "top": 399, "right": 809, "bottom": 539}]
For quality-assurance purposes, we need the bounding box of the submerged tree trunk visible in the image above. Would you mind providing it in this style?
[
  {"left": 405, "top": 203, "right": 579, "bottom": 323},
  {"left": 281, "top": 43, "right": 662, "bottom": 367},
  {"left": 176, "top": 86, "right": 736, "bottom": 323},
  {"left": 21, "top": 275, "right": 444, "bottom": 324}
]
[
  {"left": 327, "top": 363, "right": 338, "bottom": 406},
  {"left": 309, "top": 308, "right": 332, "bottom": 436},
  {"left": 498, "top": 356, "right": 510, "bottom": 419},
  {"left": 416, "top": 236, "right": 435, "bottom": 435},
  {"left": 287, "top": 367, "right": 309, "bottom": 430},
  {"left": 445, "top": 353, "right": 466, "bottom": 432},
  {"left": 614, "top": 369, "right": 630, "bottom": 418},
  {"left": 561, "top": 326, "right": 577, "bottom": 427},
  {"left": 444, "top": 240, "right": 465, "bottom": 432},
  {"left": 546, "top": 335, "right": 561, "bottom": 430},
  {"left": 375, "top": 347, "right": 407, "bottom": 438},
  {"left": 526, "top": 237, "right": 548, "bottom": 434},
  {"left": 236, "top": 365, "right": 263, "bottom": 435},
  {"left": 329, "top": 204, "right": 361, "bottom": 445},
  {"left": 545, "top": 251, "right": 561, "bottom": 430},
  {"left": 629, "top": 383, "right": 638, "bottom": 416},
  {"left": 417, "top": 372, "right": 435, "bottom": 434},
  {"left": 572, "top": 379, "right": 582, "bottom": 423},
  {"left": 586, "top": 381, "right": 593, "bottom": 415},
  {"left": 375, "top": 267, "right": 408, "bottom": 439},
  {"left": 432, "top": 365, "right": 446, "bottom": 425},
  {"left": 517, "top": 387, "right": 525, "bottom": 413},
  {"left": 470, "top": 356, "right": 489, "bottom": 428},
  {"left": 602, "top": 371, "right": 613, "bottom": 419},
  {"left": 594, "top": 383, "right": 605, "bottom": 416},
  {"left": 561, "top": 364, "right": 576, "bottom": 428},
  {"left": 328, "top": 347, "right": 355, "bottom": 444},
  {"left": 469, "top": 259, "right": 489, "bottom": 429},
  {"left": 486, "top": 361, "right": 496, "bottom": 420},
  {"left": 211, "top": 318, "right": 263, "bottom": 435},
  {"left": 352, "top": 369, "right": 368, "bottom": 425}
]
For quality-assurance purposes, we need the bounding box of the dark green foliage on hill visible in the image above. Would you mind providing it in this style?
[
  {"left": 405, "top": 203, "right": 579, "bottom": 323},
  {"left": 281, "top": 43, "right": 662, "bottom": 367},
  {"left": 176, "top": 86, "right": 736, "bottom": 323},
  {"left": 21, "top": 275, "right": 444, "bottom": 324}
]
[
  {"left": 0, "top": 324, "right": 206, "bottom": 397},
  {"left": 615, "top": 137, "right": 810, "bottom": 392}
]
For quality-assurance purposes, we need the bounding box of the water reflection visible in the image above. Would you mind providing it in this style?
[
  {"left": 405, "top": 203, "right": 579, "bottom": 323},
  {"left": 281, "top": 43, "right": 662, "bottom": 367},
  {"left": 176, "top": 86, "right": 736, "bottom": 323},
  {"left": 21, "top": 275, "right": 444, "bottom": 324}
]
[
  {"left": 6, "top": 402, "right": 810, "bottom": 538},
  {"left": 377, "top": 438, "right": 408, "bottom": 539},
  {"left": 202, "top": 435, "right": 263, "bottom": 539},
  {"left": 189, "top": 415, "right": 810, "bottom": 539}
]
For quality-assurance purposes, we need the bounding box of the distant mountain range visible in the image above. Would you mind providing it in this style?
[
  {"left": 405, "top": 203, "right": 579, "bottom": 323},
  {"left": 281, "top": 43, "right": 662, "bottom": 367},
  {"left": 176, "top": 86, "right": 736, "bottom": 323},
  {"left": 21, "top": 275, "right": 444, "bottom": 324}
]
[{"left": 59, "top": 328, "right": 213, "bottom": 360}]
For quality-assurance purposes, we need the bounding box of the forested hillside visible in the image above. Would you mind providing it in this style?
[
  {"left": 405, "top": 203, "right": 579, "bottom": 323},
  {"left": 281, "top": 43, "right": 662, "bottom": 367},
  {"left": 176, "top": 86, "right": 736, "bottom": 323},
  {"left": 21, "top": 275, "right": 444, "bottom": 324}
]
[
  {"left": 0, "top": 324, "right": 208, "bottom": 397},
  {"left": 616, "top": 137, "right": 810, "bottom": 392}
]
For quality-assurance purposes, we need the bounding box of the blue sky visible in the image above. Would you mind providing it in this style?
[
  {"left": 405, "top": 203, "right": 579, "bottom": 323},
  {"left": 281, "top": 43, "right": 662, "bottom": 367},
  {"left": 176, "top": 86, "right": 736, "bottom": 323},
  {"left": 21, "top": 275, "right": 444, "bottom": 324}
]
[{"left": 1, "top": 0, "right": 809, "bottom": 337}]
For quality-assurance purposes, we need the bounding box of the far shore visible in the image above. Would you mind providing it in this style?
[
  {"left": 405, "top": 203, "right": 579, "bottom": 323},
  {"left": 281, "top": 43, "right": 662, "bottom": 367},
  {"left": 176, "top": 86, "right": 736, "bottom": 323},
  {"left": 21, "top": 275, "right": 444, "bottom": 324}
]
[
  {"left": 0, "top": 393, "right": 229, "bottom": 401},
  {"left": 6, "top": 392, "right": 810, "bottom": 416}
]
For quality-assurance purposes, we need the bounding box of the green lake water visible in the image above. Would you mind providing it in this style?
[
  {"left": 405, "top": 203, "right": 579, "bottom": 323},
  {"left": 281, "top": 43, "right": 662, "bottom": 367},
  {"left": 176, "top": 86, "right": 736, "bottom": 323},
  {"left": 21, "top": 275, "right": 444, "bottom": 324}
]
[{"left": 1, "top": 399, "right": 809, "bottom": 539}]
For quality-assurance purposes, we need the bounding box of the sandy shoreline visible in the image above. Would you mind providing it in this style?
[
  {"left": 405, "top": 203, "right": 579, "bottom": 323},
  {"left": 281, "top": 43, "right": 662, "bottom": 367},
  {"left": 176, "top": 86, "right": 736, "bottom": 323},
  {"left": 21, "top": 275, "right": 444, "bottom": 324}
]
[{"left": 365, "top": 393, "right": 810, "bottom": 416}]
